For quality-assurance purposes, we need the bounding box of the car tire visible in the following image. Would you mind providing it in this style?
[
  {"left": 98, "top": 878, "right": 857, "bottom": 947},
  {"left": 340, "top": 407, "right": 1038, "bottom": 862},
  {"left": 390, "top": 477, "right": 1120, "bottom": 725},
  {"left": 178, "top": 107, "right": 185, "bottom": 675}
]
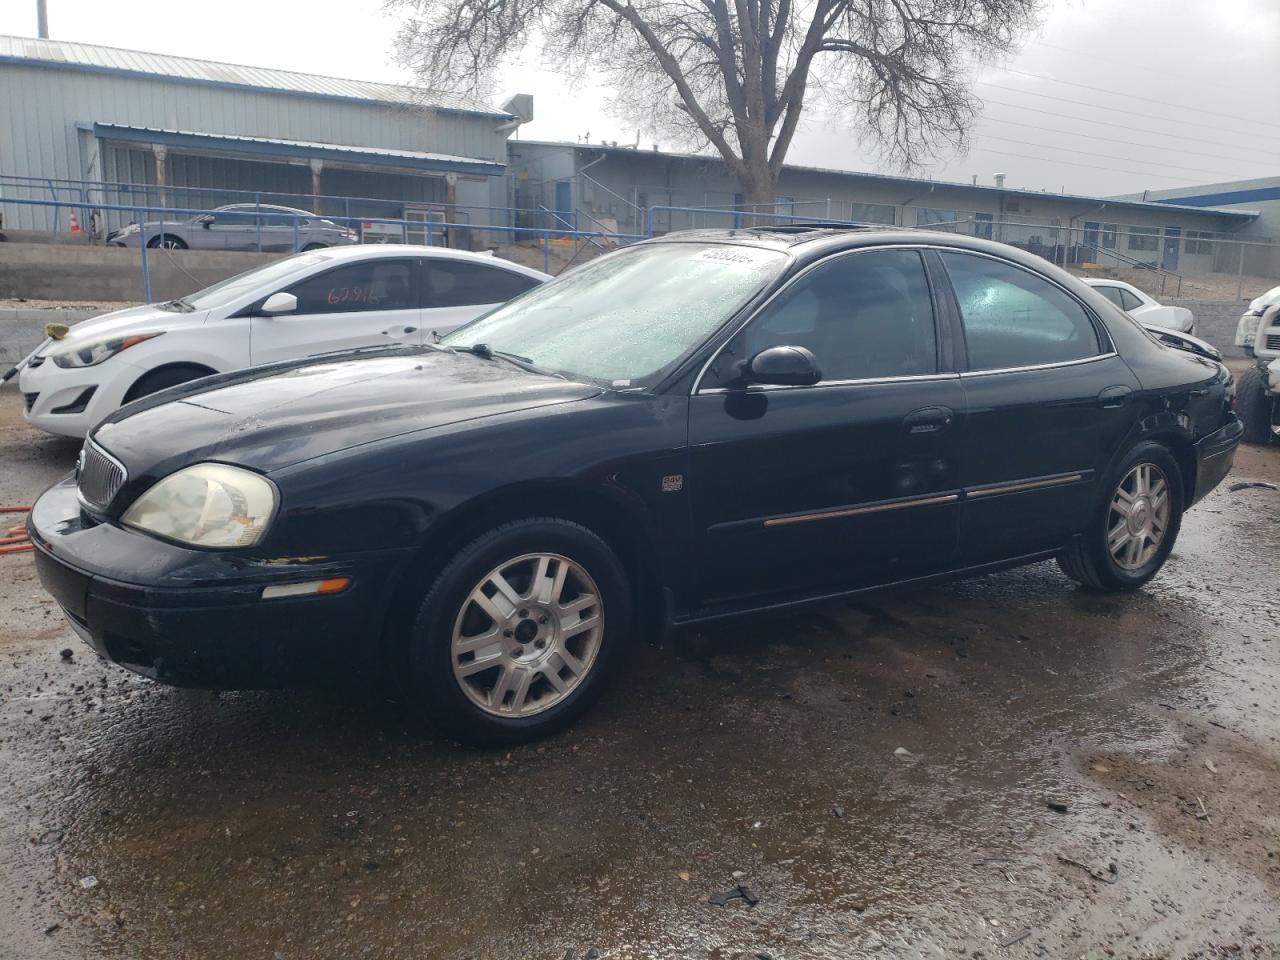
[
  {"left": 405, "top": 517, "right": 631, "bottom": 746},
  {"left": 146, "top": 234, "right": 187, "bottom": 249},
  {"left": 1057, "top": 442, "right": 1184, "bottom": 592},
  {"left": 1236, "top": 366, "right": 1273, "bottom": 445},
  {"left": 122, "top": 363, "right": 216, "bottom": 404},
  {"left": 301, "top": 243, "right": 328, "bottom": 251}
]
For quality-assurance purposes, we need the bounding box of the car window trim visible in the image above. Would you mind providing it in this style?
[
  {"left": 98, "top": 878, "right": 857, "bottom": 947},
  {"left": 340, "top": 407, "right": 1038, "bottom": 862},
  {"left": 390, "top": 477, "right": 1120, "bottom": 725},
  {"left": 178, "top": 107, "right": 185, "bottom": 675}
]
[
  {"left": 690, "top": 244, "right": 949, "bottom": 395},
  {"left": 931, "top": 247, "right": 1115, "bottom": 373}
]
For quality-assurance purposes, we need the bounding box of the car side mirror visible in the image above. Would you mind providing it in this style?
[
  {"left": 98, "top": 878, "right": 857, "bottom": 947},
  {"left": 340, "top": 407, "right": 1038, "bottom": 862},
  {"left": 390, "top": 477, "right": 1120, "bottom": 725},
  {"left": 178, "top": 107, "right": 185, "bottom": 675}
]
[
  {"left": 744, "top": 345, "right": 821, "bottom": 387},
  {"left": 259, "top": 292, "right": 298, "bottom": 316},
  {"left": 198, "top": 216, "right": 213, "bottom": 228}
]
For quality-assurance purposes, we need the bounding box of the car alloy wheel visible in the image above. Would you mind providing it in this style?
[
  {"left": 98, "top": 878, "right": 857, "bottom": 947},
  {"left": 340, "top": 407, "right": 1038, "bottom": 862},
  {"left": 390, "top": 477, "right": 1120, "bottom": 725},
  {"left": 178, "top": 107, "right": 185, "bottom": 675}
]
[
  {"left": 450, "top": 552, "right": 604, "bottom": 718},
  {"left": 1107, "top": 462, "right": 1171, "bottom": 571}
]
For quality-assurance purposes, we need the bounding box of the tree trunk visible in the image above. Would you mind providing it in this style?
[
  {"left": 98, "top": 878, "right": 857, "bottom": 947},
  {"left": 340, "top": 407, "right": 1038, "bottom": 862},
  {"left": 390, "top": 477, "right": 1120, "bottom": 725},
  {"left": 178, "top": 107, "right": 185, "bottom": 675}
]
[{"left": 739, "top": 165, "right": 778, "bottom": 227}]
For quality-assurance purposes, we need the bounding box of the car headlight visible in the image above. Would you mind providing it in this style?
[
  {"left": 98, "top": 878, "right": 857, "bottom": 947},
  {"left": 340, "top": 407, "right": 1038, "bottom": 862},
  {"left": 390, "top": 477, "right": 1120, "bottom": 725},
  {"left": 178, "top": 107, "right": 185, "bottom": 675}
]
[
  {"left": 51, "top": 332, "right": 163, "bottom": 368},
  {"left": 1236, "top": 313, "right": 1261, "bottom": 345},
  {"left": 122, "top": 463, "right": 278, "bottom": 549},
  {"left": 119, "top": 223, "right": 141, "bottom": 235}
]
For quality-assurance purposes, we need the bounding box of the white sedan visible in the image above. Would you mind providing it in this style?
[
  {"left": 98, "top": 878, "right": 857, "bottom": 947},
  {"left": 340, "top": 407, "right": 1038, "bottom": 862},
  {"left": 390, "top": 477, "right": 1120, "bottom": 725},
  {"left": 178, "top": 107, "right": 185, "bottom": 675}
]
[
  {"left": 13, "top": 246, "right": 549, "bottom": 438},
  {"left": 1083, "top": 278, "right": 1195, "bottom": 334}
]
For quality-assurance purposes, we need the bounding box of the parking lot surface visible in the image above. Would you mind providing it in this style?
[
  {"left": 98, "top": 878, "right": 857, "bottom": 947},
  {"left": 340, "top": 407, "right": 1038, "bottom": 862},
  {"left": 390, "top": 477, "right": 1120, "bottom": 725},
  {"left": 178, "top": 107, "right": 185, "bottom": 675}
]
[{"left": 0, "top": 386, "right": 1277, "bottom": 960}]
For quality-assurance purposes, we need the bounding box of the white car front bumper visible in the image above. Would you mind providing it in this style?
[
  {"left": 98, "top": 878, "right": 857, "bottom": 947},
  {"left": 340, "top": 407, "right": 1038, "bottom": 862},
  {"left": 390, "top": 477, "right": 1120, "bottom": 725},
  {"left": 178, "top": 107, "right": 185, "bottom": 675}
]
[{"left": 17, "top": 353, "right": 144, "bottom": 439}]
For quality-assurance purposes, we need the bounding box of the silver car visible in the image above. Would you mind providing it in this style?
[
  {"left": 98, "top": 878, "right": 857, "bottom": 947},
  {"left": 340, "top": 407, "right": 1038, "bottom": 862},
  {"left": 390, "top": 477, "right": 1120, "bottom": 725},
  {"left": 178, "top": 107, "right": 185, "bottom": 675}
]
[{"left": 105, "top": 203, "right": 359, "bottom": 252}]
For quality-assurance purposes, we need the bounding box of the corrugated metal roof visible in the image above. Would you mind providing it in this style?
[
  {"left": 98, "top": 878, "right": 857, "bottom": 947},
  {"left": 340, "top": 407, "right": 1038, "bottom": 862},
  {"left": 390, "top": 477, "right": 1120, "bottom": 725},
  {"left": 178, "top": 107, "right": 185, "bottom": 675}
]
[
  {"left": 0, "top": 34, "right": 510, "bottom": 118},
  {"left": 92, "top": 123, "right": 505, "bottom": 175}
]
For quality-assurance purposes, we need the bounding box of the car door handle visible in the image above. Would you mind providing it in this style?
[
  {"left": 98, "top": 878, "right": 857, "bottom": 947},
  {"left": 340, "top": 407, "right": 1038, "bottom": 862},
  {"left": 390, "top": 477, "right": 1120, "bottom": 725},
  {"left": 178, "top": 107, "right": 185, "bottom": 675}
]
[
  {"left": 903, "top": 405, "right": 955, "bottom": 434},
  {"left": 1097, "top": 385, "right": 1132, "bottom": 408}
]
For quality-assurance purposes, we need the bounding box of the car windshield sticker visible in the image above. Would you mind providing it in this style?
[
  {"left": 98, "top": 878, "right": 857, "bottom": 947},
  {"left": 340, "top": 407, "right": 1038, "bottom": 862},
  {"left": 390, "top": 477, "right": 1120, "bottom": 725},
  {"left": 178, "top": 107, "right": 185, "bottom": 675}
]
[{"left": 689, "top": 247, "right": 778, "bottom": 269}]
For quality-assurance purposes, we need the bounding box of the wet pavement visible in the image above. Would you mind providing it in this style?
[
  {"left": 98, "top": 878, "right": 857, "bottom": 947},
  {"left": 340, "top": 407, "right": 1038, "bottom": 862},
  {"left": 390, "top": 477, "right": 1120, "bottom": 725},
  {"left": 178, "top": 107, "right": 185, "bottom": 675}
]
[{"left": 1, "top": 386, "right": 1278, "bottom": 960}]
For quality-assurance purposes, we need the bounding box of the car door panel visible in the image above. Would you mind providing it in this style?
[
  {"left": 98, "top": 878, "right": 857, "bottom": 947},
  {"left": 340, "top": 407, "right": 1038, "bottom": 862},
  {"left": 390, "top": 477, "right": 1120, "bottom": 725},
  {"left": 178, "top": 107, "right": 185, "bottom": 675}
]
[
  {"left": 936, "top": 250, "right": 1142, "bottom": 565},
  {"left": 956, "top": 355, "right": 1139, "bottom": 562},
  {"left": 689, "top": 378, "right": 965, "bottom": 605},
  {"left": 687, "top": 247, "right": 964, "bottom": 608},
  {"left": 250, "top": 258, "right": 423, "bottom": 366}
]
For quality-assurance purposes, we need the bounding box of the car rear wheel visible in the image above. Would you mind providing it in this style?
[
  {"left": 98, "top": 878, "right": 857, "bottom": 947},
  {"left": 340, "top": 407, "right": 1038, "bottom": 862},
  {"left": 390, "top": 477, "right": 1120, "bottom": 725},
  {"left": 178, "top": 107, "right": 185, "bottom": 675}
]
[
  {"left": 146, "top": 234, "right": 187, "bottom": 249},
  {"left": 405, "top": 517, "right": 631, "bottom": 746},
  {"left": 1237, "top": 366, "right": 1274, "bottom": 444},
  {"left": 1057, "top": 442, "right": 1183, "bottom": 591}
]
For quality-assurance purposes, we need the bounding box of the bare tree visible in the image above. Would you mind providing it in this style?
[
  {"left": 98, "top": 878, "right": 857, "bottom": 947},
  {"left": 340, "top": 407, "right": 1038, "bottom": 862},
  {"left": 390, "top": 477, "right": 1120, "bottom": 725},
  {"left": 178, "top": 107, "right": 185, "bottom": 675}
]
[{"left": 391, "top": 0, "right": 1042, "bottom": 209}]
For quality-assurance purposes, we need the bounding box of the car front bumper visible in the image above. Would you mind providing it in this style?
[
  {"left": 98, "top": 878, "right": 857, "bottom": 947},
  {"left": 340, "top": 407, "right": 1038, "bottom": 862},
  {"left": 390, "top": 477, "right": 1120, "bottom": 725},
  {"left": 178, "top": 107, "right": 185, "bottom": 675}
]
[
  {"left": 28, "top": 477, "right": 408, "bottom": 688},
  {"left": 1190, "top": 414, "right": 1244, "bottom": 507},
  {"left": 18, "top": 354, "right": 147, "bottom": 438}
]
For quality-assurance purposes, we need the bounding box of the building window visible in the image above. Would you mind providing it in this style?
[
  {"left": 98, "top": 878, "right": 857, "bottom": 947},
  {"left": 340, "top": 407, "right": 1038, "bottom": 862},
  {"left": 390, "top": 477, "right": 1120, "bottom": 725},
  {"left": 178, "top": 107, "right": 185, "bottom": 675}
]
[
  {"left": 849, "top": 202, "right": 897, "bottom": 225},
  {"left": 915, "top": 207, "right": 958, "bottom": 226},
  {"left": 1127, "top": 226, "right": 1160, "bottom": 252},
  {"left": 1101, "top": 224, "right": 1118, "bottom": 249},
  {"left": 1184, "top": 230, "right": 1213, "bottom": 255}
]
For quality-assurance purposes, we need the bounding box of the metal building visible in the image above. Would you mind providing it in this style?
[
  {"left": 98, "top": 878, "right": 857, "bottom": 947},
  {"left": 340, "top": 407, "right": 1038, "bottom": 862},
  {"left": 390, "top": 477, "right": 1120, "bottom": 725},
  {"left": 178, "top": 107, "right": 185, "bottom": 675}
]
[
  {"left": 0, "top": 35, "right": 521, "bottom": 235},
  {"left": 507, "top": 140, "right": 1266, "bottom": 276}
]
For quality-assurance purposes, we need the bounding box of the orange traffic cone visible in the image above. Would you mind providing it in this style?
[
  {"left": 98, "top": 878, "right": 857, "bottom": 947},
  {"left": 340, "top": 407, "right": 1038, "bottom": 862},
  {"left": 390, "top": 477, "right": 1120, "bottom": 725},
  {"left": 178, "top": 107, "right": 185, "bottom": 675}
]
[{"left": 69, "top": 209, "right": 81, "bottom": 234}]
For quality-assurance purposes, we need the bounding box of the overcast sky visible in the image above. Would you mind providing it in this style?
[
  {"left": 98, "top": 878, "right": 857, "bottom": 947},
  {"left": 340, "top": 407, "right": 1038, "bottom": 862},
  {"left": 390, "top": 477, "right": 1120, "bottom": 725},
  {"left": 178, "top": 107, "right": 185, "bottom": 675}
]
[{"left": 3, "top": 0, "right": 1277, "bottom": 198}]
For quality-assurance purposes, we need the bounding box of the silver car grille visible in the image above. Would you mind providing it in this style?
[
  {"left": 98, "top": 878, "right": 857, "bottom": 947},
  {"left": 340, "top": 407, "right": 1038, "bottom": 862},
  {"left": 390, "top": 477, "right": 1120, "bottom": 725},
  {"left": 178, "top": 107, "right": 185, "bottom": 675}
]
[
  {"left": 1265, "top": 332, "right": 1280, "bottom": 351},
  {"left": 77, "top": 440, "right": 128, "bottom": 510}
]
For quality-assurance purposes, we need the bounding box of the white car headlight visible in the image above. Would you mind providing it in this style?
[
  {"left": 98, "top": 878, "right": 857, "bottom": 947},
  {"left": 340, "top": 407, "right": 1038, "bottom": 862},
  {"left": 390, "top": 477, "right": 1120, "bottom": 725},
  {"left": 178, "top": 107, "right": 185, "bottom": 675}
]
[
  {"left": 51, "top": 332, "right": 163, "bottom": 368},
  {"left": 122, "top": 463, "right": 278, "bottom": 549},
  {"left": 1235, "top": 313, "right": 1261, "bottom": 347}
]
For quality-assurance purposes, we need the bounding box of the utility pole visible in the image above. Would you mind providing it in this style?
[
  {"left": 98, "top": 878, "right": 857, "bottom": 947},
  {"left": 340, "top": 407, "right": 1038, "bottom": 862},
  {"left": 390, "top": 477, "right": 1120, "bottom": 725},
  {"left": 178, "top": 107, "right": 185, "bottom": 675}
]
[{"left": 37, "top": 0, "right": 49, "bottom": 38}]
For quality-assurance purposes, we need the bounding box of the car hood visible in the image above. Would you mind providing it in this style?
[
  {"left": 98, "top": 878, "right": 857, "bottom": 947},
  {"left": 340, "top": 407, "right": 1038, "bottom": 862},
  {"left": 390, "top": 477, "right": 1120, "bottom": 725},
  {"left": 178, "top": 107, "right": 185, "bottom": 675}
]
[
  {"left": 92, "top": 347, "right": 603, "bottom": 479},
  {"left": 41, "top": 303, "right": 204, "bottom": 351}
]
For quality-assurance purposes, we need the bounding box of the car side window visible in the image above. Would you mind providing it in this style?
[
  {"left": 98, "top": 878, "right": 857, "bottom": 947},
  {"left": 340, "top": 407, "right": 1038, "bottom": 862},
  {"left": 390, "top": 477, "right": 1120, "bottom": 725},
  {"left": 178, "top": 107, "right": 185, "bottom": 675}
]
[
  {"left": 424, "top": 260, "right": 540, "bottom": 308},
  {"left": 939, "top": 252, "right": 1101, "bottom": 370},
  {"left": 704, "top": 249, "right": 937, "bottom": 387},
  {"left": 1094, "top": 285, "right": 1125, "bottom": 308},
  {"left": 1119, "top": 289, "right": 1144, "bottom": 311},
  {"left": 285, "top": 259, "right": 416, "bottom": 315}
]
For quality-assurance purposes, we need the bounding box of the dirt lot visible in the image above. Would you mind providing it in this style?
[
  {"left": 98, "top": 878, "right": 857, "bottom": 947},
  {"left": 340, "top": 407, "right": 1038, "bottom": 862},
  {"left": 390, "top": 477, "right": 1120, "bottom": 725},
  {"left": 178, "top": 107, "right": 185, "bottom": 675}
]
[{"left": 0, "top": 385, "right": 1277, "bottom": 960}]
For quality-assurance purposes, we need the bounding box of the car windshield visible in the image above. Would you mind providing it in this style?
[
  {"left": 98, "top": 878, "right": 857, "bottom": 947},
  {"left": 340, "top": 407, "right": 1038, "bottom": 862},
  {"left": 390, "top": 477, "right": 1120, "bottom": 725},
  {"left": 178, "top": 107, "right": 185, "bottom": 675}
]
[
  {"left": 179, "top": 254, "right": 327, "bottom": 311},
  {"left": 439, "top": 242, "right": 788, "bottom": 386}
]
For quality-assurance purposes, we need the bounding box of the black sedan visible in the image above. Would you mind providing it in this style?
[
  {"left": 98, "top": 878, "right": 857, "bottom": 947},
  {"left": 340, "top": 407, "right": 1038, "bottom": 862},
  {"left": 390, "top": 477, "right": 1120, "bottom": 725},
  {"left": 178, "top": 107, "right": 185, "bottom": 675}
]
[{"left": 29, "top": 227, "right": 1244, "bottom": 744}]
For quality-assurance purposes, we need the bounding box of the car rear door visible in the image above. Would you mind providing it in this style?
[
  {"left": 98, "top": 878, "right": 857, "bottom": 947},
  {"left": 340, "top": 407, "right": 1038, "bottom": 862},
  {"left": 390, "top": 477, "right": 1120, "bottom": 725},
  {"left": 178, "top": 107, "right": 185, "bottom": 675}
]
[
  {"left": 935, "top": 250, "right": 1141, "bottom": 565},
  {"left": 249, "top": 257, "right": 423, "bottom": 365},
  {"left": 686, "top": 247, "right": 966, "bottom": 608},
  {"left": 419, "top": 257, "right": 543, "bottom": 341}
]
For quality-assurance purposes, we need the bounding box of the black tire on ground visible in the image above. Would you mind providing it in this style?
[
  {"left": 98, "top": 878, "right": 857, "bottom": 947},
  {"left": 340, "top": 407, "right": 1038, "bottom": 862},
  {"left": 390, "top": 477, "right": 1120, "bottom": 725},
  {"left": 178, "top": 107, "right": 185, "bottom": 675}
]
[
  {"left": 404, "top": 517, "right": 631, "bottom": 746},
  {"left": 1057, "top": 441, "right": 1184, "bottom": 592},
  {"left": 146, "top": 234, "right": 187, "bottom": 249},
  {"left": 301, "top": 243, "right": 328, "bottom": 251},
  {"left": 1236, "top": 365, "right": 1274, "bottom": 445},
  {"left": 122, "top": 363, "right": 216, "bottom": 404}
]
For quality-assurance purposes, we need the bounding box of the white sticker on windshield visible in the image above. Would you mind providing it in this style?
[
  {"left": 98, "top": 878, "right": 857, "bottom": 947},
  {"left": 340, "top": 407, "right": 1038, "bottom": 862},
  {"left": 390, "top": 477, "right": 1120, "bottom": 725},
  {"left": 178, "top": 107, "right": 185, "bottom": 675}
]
[{"left": 689, "top": 247, "right": 776, "bottom": 269}]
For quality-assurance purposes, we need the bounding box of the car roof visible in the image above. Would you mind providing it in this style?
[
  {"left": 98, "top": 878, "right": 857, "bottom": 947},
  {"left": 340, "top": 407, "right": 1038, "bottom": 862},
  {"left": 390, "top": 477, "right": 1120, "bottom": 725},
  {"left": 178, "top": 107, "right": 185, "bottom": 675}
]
[
  {"left": 642, "top": 224, "right": 1076, "bottom": 268},
  {"left": 218, "top": 203, "right": 316, "bottom": 215},
  {"left": 307, "top": 243, "right": 551, "bottom": 278}
]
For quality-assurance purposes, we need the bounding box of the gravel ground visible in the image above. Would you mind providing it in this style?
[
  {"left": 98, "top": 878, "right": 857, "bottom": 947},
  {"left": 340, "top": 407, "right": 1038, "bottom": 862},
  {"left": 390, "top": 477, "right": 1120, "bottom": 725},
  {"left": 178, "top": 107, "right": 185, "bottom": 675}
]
[{"left": 0, "top": 384, "right": 1277, "bottom": 960}]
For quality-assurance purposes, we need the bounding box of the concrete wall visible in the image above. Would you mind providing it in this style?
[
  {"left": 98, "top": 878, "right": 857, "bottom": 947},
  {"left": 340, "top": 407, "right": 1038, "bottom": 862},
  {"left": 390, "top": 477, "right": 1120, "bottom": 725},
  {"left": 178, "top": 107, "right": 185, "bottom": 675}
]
[
  {"left": 0, "top": 242, "right": 282, "bottom": 303},
  {"left": 1168, "top": 299, "right": 1248, "bottom": 357},
  {"left": 0, "top": 308, "right": 102, "bottom": 366}
]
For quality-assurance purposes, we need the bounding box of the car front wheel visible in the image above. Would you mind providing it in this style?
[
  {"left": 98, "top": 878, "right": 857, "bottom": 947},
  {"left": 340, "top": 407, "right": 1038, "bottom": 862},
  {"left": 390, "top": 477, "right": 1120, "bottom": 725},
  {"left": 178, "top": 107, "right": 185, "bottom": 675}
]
[
  {"left": 1057, "top": 442, "right": 1184, "bottom": 591},
  {"left": 406, "top": 517, "right": 631, "bottom": 745}
]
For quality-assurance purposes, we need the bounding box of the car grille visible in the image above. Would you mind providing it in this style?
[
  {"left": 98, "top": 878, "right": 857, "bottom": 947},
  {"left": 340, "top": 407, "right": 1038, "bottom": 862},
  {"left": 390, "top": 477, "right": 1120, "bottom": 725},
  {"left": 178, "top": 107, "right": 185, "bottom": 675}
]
[
  {"left": 1265, "top": 333, "right": 1280, "bottom": 351},
  {"left": 78, "top": 441, "right": 128, "bottom": 510},
  {"left": 23, "top": 392, "right": 38, "bottom": 412}
]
